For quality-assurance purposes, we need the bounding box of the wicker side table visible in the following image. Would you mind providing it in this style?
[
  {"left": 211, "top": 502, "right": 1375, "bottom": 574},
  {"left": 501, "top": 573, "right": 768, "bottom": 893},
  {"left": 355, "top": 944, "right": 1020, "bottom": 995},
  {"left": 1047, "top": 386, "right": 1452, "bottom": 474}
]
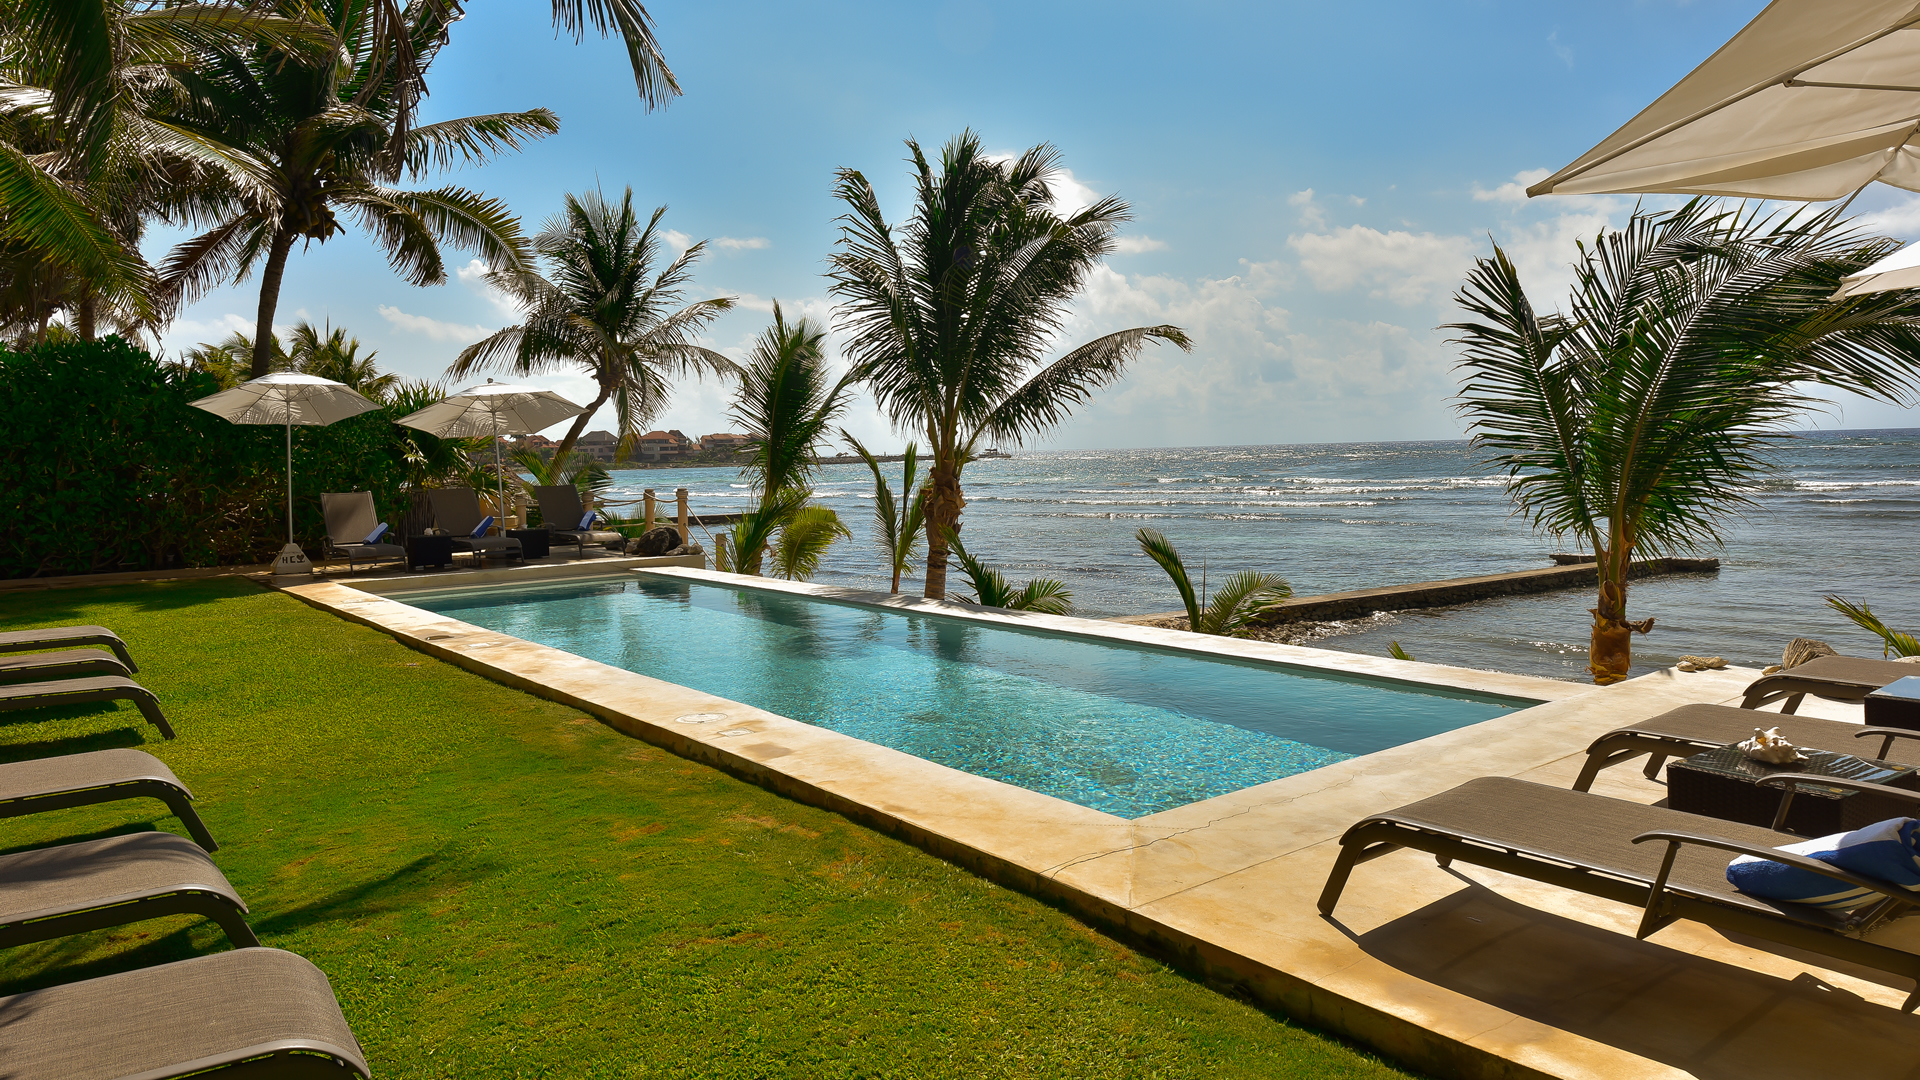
[
  {"left": 406, "top": 534, "right": 455, "bottom": 570},
  {"left": 1667, "top": 745, "right": 1920, "bottom": 836}
]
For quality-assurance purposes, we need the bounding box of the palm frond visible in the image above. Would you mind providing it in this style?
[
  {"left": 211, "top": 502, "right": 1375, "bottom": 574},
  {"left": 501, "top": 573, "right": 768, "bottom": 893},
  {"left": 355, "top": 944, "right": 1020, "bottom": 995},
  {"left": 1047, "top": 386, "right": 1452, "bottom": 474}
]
[
  {"left": 770, "top": 504, "right": 850, "bottom": 582},
  {"left": 402, "top": 109, "right": 561, "bottom": 177},
  {"left": 1825, "top": 595, "right": 1920, "bottom": 658},
  {"left": 1135, "top": 527, "right": 1200, "bottom": 629},
  {"left": 1199, "top": 570, "right": 1291, "bottom": 636}
]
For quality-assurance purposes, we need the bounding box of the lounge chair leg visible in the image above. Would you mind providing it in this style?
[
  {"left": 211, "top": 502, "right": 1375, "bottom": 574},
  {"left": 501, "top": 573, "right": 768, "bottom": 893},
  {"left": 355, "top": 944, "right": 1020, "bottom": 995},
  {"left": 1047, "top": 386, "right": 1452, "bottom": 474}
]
[
  {"left": 162, "top": 794, "right": 219, "bottom": 852},
  {"left": 1642, "top": 753, "right": 1667, "bottom": 781},
  {"left": 1781, "top": 693, "right": 1804, "bottom": 715},
  {"left": 1907, "top": 984, "right": 1920, "bottom": 1013},
  {"left": 129, "top": 692, "right": 175, "bottom": 739},
  {"left": 1318, "top": 843, "right": 1367, "bottom": 915}
]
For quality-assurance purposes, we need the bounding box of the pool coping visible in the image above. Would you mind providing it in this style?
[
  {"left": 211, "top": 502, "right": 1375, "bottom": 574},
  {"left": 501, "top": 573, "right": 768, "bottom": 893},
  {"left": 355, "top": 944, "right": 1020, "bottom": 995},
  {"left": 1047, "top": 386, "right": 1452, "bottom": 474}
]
[{"left": 284, "top": 573, "right": 1920, "bottom": 1080}]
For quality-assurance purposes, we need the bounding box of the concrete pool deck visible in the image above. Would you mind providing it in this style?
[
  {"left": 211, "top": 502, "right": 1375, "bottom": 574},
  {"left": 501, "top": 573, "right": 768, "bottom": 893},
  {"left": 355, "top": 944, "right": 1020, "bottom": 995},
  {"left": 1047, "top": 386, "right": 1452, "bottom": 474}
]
[{"left": 287, "top": 568, "right": 1920, "bottom": 1080}]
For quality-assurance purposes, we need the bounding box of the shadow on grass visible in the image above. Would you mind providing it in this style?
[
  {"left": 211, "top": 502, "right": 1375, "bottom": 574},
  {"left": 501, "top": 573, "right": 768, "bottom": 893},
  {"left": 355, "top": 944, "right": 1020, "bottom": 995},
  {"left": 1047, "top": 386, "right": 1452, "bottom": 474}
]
[
  {"left": 0, "top": 725, "right": 148, "bottom": 766},
  {"left": 0, "top": 924, "right": 211, "bottom": 996},
  {"left": 251, "top": 848, "right": 506, "bottom": 938},
  {"left": 0, "top": 578, "right": 263, "bottom": 624},
  {"left": 0, "top": 822, "right": 159, "bottom": 859}
]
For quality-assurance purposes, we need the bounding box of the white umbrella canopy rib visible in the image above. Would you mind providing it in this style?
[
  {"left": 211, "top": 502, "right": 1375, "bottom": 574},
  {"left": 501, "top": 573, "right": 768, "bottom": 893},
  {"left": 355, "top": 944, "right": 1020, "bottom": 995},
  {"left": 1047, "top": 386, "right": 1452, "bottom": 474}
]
[
  {"left": 1530, "top": 0, "right": 1920, "bottom": 200},
  {"left": 396, "top": 380, "right": 585, "bottom": 531},
  {"left": 189, "top": 372, "right": 380, "bottom": 575}
]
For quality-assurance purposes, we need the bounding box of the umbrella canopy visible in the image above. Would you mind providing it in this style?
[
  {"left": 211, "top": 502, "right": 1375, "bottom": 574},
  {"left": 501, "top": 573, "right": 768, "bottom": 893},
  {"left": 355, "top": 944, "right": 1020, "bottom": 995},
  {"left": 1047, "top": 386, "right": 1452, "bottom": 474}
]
[
  {"left": 1836, "top": 240, "right": 1920, "bottom": 297},
  {"left": 189, "top": 372, "right": 380, "bottom": 576},
  {"left": 1528, "top": 1, "right": 1920, "bottom": 200},
  {"left": 396, "top": 380, "right": 585, "bottom": 533}
]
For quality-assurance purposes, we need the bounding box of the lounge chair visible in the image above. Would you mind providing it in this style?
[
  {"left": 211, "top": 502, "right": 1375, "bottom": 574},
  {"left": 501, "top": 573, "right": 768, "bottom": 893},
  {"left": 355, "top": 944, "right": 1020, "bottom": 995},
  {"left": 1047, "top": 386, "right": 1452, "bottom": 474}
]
[
  {"left": 1573, "top": 702, "right": 1920, "bottom": 791},
  {"left": 320, "top": 490, "right": 408, "bottom": 573},
  {"left": 0, "top": 676, "right": 173, "bottom": 738},
  {"left": 1740, "top": 654, "right": 1920, "bottom": 712},
  {"left": 0, "top": 748, "right": 216, "bottom": 850},
  {"left": 0, "top": 831, "right": 255, "bottom": 950},
  {"left": 0, "top": 947, "right": 370, "bottom": 1079},
  {"left": 1318, "top": 774, "right": 1920, "bottom": 1010},
  {"left": 533, "top": 484, "right": 626, "bottom": 558},
  {"left": 0, "top": 625, "right": 136, "bottom": 673},
  {"left": 427, "top": 487, "right": 523, "bottom": 565},
  {"left": 0, "top": 648, "right": 130, "bottom": 686}
]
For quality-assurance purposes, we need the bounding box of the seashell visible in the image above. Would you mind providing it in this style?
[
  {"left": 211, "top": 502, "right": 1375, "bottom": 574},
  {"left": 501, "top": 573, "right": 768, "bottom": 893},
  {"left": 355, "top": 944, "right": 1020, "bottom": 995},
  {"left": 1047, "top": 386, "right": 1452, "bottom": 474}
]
[{"left": 1737, "top": 726, "right": 1806, "bottom": 765}]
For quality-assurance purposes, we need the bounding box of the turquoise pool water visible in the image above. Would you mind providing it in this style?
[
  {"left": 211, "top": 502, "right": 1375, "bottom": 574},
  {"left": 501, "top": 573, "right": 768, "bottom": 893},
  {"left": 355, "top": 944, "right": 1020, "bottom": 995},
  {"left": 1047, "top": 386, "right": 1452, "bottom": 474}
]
[{"left": 405, "top": 575, "right": 1532, "bottom": 817}]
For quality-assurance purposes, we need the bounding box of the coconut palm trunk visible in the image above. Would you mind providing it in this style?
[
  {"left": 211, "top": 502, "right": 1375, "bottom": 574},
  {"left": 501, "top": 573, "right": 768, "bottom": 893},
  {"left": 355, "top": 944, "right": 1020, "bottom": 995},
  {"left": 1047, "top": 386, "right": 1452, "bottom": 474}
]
[{"left": 250, "top": 229, "right": 296, "bottom": 378}]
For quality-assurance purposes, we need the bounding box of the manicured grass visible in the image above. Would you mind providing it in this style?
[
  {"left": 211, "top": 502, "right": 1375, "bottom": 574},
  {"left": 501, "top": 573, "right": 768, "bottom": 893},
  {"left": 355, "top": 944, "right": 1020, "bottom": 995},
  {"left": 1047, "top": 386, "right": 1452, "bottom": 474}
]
[{"left": 0, "top": 579, "right": 1415, "bottom": 1079}]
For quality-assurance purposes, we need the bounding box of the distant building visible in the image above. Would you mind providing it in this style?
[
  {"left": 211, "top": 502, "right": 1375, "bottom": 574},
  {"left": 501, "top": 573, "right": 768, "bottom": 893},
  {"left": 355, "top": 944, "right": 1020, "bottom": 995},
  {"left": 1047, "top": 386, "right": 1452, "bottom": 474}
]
[
  {"left": 573, "top": 429, "right": 621, "bottom": 462},
  {"left": 635, "top": 429, "right": 693, "bottom": 460},
  {"left": 701, "top": 432, "right": 750, "bottom": 454}
]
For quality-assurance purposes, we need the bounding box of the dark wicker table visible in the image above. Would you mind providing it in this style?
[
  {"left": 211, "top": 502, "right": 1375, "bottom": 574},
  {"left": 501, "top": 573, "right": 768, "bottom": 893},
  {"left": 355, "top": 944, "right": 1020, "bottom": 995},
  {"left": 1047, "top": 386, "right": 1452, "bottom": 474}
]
[
  {"left": 1867, "top": 675, "right": 1920, "bottom": 731},
  {"left": 406, "top": 534, "right": 454, "bottom": 570},
  {"left": 506, "top": 528, "right": 550, "bottom": 559},
  {"left": 1667, "top": 745, "right": 1920, "bottom": 836}
]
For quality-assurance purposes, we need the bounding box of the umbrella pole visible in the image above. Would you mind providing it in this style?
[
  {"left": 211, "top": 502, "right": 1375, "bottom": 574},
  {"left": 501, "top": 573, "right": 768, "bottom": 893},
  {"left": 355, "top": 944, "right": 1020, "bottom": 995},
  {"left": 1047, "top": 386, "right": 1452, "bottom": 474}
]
[
  {"left": 494, "top": 410, "right": 504, "bottom": 535},
  {"left": 286, "top": 420, "right": 293, "bottom": 545}
]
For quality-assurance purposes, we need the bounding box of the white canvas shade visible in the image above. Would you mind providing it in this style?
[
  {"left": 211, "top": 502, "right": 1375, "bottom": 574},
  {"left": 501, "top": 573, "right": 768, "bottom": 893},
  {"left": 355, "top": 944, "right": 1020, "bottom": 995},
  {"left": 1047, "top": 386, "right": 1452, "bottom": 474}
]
[
  {"left": 1529, "top": 1, "right": 1920, "bottom": 200},
  {"left": 188, "top": 372, "right": 380, "bottom": 576},
  {"left": 395, "top": 380, "right": 584, "bottom": 532}
]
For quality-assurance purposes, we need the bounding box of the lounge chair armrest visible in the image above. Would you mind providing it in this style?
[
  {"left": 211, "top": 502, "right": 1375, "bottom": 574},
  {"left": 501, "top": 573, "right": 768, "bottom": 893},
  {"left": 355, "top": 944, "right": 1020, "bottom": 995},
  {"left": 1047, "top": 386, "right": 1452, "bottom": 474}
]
[
  {"left": 1754, "top": 772, "right": 1920, "bottom": 807},
  {"left": 1857, "top": 727, "right": 1920, "bottom": 759},
  {"left": 1630, "top": 828, "right": 1916, "bottom": 904}
]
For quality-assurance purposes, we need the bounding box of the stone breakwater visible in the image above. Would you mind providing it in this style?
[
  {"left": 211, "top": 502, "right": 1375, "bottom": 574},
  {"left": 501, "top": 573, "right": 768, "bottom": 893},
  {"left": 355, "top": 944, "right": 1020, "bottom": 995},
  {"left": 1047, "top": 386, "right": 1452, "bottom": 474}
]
[{"left": 1110, "top": 557, "right": 1721, "bottom": 627}]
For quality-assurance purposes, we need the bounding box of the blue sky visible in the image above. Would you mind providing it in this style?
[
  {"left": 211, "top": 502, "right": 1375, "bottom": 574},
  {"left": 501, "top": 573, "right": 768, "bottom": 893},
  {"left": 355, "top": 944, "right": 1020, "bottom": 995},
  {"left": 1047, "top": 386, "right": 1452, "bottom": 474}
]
[{"left": 152, "top": 0, "right": 1920, "bottom": 449}]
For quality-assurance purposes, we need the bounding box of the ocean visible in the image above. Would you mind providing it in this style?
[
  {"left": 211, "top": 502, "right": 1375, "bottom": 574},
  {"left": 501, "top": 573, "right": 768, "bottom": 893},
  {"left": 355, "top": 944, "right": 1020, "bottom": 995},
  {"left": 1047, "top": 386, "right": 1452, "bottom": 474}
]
[{"left": 596, "top": 428, "right": 1920, "bottom": 683}]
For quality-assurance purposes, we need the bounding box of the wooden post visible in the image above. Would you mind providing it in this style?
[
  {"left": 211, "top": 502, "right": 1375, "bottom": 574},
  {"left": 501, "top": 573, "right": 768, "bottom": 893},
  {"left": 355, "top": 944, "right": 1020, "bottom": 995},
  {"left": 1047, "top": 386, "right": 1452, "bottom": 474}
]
[
  {"left": 643, "top": 489, "right": 656, "bottom": 532},
  {"left": 675, "top": 488, "right": 690, "bottom": 544}
]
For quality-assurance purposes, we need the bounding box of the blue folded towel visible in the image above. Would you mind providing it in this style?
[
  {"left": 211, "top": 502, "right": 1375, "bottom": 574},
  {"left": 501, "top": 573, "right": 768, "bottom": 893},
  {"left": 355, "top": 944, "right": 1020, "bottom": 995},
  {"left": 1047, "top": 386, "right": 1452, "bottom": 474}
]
[
  {"left": 1727, "top": 816, "right": 1920, "bottom": 911},
  {"left": 470, "top": 515, "right": 494, "bottom": 539},
  {"left": 363, "top": 522, "right": 389, "bottom": 544},
  {"left": 578, "top": 511, "right": 598, "bottom": 529}
]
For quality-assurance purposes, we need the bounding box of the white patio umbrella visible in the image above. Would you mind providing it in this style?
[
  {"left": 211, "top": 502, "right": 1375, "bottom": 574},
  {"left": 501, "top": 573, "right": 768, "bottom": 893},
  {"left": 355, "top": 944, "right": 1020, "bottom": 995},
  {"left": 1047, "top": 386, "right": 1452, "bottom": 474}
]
[
  {"left": 395, "top": 380, "right": 585, "bottom": 531},
  {"left": 1527, "top": 1, "right": 1920, "bottom": 202},
  {"left": 189, "top": 372, "right": 380, "bottom": 577}
]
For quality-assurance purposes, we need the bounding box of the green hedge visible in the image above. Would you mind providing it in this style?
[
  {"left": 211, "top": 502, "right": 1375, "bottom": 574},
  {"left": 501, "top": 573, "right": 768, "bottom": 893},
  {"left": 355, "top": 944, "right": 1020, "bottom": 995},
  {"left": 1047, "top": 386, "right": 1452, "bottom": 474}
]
[{"left": 0, "top": 338, "right": 417, "bottom": 578}]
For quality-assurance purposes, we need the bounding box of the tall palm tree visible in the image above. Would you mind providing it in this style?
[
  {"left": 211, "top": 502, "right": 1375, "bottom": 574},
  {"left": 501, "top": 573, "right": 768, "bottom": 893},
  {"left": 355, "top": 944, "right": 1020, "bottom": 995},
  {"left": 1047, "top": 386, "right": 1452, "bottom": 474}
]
[
  {"left": 159, "top": 0, "right": 554, "bottom": 378},
  {"left": 829, "top": 131, "right": 1192, "bottom": 599},
  {"left": 846, "top": 433, "right": 927, "bottom": 594},
  {"left": 1451, "top": 200, "right": 1920, "bottom": 684},
  {"left": 0, "top": 1, "right": 325, "bottom": 340},
  {"left": 721, "top": 303, "right": 855, "bottom": 577},
  {"left": 452, "top": 187, "right": 735, "bottom": 461}
]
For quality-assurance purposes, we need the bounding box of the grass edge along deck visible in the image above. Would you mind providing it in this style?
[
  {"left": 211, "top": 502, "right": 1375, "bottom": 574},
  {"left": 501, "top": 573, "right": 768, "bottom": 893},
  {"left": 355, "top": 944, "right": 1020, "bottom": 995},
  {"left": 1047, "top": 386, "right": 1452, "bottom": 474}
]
[{"left": 291, "top": 572, "right": 1919, "bottom": 1080}]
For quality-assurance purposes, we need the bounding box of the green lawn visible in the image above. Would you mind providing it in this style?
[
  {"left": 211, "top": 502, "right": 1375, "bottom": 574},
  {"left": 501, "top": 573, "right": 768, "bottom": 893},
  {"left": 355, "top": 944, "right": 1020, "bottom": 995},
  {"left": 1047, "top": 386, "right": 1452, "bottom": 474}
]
[{"left": 0, "top": 579, "right": 1413, "bottom": 1079}]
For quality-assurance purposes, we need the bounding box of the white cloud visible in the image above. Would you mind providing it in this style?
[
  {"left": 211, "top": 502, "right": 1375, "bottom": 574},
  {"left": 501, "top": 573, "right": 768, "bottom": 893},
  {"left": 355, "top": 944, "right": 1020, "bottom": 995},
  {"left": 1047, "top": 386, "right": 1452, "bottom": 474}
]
[
  {"left": 1289, "top": 188, "right": 1324, "bottom": 229},
  {"left": 1288, "top": 225, "right": 1478, "bottom": 306},
  {"left": 377, "top": 305, "right": 492, "bottom": 343},
  {"left": 1855, "top": 193, "right": 1920, "bottom": 237},
  {"left": 663, "top": 229, "right": 694, "bottom": 256},
  {"left": 1113, "top": 235, "right": 1168, "bottom": 254},
  {"left": 1472, "top": 168, "right": 1552, "bottom": 203},
  {"left": 1548, "top": 30, "right": 1573, "bottom": 69},
  {"left": 713, "top": 236, "right": 770, "bottom": 251},
  {"left": 455, "top": 258, "right": 522, "bottom": 319}
]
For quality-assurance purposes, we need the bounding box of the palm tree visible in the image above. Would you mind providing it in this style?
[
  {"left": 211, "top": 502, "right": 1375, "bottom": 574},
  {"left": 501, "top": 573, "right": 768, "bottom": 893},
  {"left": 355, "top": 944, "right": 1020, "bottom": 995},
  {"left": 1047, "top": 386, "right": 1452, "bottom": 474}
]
[
  {"left": 828, "top": 131, "right": 1192, "bottom": 600},
  {"left": 1451, "top": 200, "right": 1920, "bottom": 684},
  {"left": 846, "top": 433, "right": 927, "bottom": 594},
  {"left": 286, "top": 320, "right": 396, "bottom": 399},
  {"left": 0, "top": 1, "right": 325, "bottom": 341},
  {"left": 720, "top": 303, "right": 855, "bottom": 577},
  {"left": 452, "top": 187, "right": 735, "bottom": 461},
  {"left": 944, "top": 531, "right": 1072, "bottom": 615},
  {"left": 1135, "top": 528, "right": 1289, "bottom": 636},
  {"left": 159, "top": 0, "right": 554, "bottom": 378}
]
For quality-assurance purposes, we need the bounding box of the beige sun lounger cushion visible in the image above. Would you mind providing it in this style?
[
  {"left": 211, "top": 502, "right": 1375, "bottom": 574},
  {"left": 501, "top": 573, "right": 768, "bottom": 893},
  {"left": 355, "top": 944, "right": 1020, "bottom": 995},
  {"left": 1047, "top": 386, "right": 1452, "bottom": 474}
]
[
  {"left": 0, "top": 748, "right": 216, "bottom": 850},
  {"left": 0, "top": 831, "right": 255, "bottom": 950},
  {"left": 0, "top": 947, "right": 369, "bottom": 1079},
  {"left": 1741, "top": 654, "right": 1920, "bottom": 712},
  {"left": 0, "top": 625, "right": 136, "bottom": 672}
]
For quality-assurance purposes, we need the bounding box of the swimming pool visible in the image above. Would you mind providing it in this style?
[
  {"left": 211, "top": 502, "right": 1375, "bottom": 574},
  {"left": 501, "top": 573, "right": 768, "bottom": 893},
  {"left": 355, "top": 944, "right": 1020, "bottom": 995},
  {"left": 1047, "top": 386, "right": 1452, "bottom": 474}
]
[{"left": 404, "top": 574, "right": 1533, "bottom": 817}]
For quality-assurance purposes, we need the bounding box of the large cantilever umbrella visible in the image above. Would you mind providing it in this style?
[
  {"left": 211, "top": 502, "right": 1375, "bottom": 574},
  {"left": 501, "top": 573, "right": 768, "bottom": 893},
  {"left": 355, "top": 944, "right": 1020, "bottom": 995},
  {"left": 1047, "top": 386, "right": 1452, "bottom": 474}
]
[
  {"left": 1528, "top": 1, "right": 1920, "bottom": 202},
  {"left": 395, "top": 380, "right": 585, "bottom": 530},
  {"left": 190, "top": 372, "right": 379, "bottom": 577}
]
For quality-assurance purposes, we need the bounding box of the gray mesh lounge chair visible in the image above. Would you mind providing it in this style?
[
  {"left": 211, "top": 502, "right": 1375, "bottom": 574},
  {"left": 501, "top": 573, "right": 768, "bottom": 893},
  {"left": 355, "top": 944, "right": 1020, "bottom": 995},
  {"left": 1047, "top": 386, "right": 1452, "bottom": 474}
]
[
  {"left": 1740, "top": 654, "right": 1920, "bottom": 712},
  {"left": 533, "top": 484, "right": 624, "bottom": 558},
  {"left": 427, "top": 487, "right": 522, "bottom": 565},
  {"left": 0, "top": 676, "right": 173, "bottom": 738},
  {"left": 0, "top": 947, "right": 370, "bottom": 1079},
  {"left": 0, "top": 648, "right": 130, "bottom": 686},
  {"left": 1319, "top": 775, "right": 1920, "bottom": 1010},
  {"left": 320, "top": 490, "right": 408, "bottom": 573},
  {"left": 1573, "top": 702, "right": 1920, "bottom": 791},
  {"left": 0, "top": 749, "right": 216, "bottom": 850},
  {"left": 0, "top": 831, "right": 255, "bottom": 950},
  {"left": 0, "top": 625, "right": 136, "bottom": 672}
]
